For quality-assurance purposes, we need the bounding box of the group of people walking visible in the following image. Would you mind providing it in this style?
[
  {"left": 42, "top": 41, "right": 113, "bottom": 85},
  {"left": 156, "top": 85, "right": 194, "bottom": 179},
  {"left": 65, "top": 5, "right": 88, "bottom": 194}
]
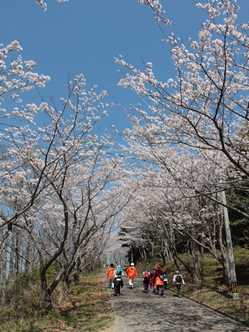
[
  {"left": 105, "top": 262, "right": 185, "bottom": 297},
  {"left": 105, "top": 262, "right": 138, "bottom": 295},
  {"left": 142, "top": 263, "right": 185, "bottom": 297}
]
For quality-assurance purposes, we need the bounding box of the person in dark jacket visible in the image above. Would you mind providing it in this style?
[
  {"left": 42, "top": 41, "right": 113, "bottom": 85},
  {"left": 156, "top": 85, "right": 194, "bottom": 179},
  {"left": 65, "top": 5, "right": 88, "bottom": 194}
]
[
  {"left": 173, "top": 270, "right": 185, "bottom": 297},
  {"left": 142, "top": 270, "right": 150, "bottom": 292},
  {"left": 149, "top": 268, "right": 155, "bottom": 289},
  {"left": 113, "top": 267, "right": 124, "bottom": 296}
]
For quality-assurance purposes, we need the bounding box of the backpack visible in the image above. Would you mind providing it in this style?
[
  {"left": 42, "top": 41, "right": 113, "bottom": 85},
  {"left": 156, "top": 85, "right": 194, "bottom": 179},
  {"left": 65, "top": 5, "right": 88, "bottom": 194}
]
[
  {"left": 116, "top": 270, "right": 122, "bottom": 277},
  {"left": 176, "top": 275, "right": 182, "bottom": 283},
  {"left": 116, "top": 266, "right": 123, "bottom": 274},
  {"left": 114, "top": 275, "right": 123, "bottom": 288}
]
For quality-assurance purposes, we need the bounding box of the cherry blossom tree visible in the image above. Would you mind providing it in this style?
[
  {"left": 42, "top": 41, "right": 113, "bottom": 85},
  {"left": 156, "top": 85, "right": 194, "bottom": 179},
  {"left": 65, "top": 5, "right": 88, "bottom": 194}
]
[
  {"left": 0, "top": 73, "right": 132, "bottom": 309},
  {"left": 115, "top": 0, "right": 249, "bottom": 288},
  {"left": 121, "top": 0, "right": 249, "bottom": 180},
  {"left": 117, "top": 135, "right": 240, "bottom": 286},
  {"left": 0, "top": 38, "right": 50, "bottom": 290}
]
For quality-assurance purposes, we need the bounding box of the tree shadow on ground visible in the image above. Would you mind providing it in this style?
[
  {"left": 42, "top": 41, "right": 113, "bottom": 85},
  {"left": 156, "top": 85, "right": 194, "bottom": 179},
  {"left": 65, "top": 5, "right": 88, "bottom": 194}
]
[{"left": 236, "top": 264, "right": 249, "bottom": 286}]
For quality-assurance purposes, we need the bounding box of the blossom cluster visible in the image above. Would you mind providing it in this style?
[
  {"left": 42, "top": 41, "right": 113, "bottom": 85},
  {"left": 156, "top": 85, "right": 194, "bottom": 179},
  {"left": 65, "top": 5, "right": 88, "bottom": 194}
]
[
  {"left": 0, "top": 39, "right": 50, "bottom": 132},
  {"left": 35, "top": 0, "right": 69, "bottom": 11},
  {"left": 137, "top": 0, "right": 170, "bottom": 24}
]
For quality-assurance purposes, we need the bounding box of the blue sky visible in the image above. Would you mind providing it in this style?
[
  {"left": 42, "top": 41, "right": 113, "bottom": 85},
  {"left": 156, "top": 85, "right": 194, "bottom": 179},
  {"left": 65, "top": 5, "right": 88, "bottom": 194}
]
[{"left": 1, "top": 0, "right": 249, "bottom": 130}]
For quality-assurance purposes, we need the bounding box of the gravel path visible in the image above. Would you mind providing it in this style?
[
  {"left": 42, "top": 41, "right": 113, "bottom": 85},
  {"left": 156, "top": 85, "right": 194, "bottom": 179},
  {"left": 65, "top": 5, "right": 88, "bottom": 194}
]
[{"left": 106, "top": 279, "right": 249, "bottom": 332}]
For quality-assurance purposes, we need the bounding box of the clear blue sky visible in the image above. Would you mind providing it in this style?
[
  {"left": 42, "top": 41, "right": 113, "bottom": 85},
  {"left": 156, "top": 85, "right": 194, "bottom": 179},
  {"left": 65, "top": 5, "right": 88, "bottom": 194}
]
[{"left": 1, "top": 0, "right": 249, "bottom": 130}]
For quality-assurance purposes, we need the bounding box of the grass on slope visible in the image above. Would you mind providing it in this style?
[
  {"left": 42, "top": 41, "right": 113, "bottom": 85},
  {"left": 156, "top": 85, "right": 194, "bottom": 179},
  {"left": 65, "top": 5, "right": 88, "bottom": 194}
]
[
  {"left": 137, "top": 247, "right": 249, "bottom": 325},
  {"left": 0, "top": 271, "right": 112, "bottom": 332},
  {"left": 185, "top": 247, "right": 249, "bottom": 325}
]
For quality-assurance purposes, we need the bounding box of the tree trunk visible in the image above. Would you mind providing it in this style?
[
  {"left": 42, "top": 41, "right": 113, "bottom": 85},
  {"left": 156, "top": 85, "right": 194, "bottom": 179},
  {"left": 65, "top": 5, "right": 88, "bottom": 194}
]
[
  {"left": 221, "top": 191, "right": 237, "bottom": 289},
  {"left": 8, "top": 234, "right": 14, "bottom": 274},
  {"left": 40, "top": 275, "right": 53, "bottom": 310},
  {"left": 25, "top": 237, "right": 32, "bottom": 273},
  {"left": 14, "top": 230, "right": 20, "bottom": 274},
  {"left": 188, "top": 240, "right": 202, "bottom": 287},
  {"left": 191, "top": 245, "right": 202, "bottom": 288}
]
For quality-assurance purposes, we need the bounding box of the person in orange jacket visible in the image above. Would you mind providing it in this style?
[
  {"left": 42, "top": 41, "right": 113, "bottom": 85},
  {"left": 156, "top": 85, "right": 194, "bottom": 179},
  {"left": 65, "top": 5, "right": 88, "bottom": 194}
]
[
  {"left": 105, "top": 263, "right": 115, "bottom": 288},
  {"left": 151, "top": 263, "right": 163, "bottom": 294},
  {"left": 125, "top": 262, "right": 138, "bottom": 289},
  {"left": 154, "top": 274, "right": 164, "bottom": 296}
]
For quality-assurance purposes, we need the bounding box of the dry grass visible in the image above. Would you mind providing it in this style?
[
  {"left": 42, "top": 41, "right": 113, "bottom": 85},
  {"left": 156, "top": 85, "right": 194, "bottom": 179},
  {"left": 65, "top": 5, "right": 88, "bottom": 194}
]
[
  {"left": 0, "top": 272, "right": 112, "bottom": 332},
  {"left": 179, "top": 247, "right": 249, "bottom": 325},
  {"left": 186, "top": 286, "right": 249, "bottom": 324},
  {"left": 137, "top": 247, "right": 249, "bottom": 325}
]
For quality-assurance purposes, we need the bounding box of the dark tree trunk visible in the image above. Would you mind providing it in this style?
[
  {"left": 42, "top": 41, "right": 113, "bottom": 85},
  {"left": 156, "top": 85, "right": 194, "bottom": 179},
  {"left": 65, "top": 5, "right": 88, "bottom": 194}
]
[{"left": 40, "top": 273, "right": 53, "bottom": 310}]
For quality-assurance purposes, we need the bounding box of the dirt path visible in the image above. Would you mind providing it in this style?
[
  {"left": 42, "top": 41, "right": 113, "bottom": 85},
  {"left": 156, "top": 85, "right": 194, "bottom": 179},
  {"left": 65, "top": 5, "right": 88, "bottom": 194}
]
[{"left": 105, "top": 279, "right": 249, "bottom": 332}]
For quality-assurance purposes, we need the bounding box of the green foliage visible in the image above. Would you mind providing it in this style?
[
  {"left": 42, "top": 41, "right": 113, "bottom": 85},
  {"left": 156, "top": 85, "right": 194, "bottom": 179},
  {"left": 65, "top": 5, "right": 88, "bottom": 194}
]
[{"left": 227, "top": 185, "right": 249, "bottom": 247}]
